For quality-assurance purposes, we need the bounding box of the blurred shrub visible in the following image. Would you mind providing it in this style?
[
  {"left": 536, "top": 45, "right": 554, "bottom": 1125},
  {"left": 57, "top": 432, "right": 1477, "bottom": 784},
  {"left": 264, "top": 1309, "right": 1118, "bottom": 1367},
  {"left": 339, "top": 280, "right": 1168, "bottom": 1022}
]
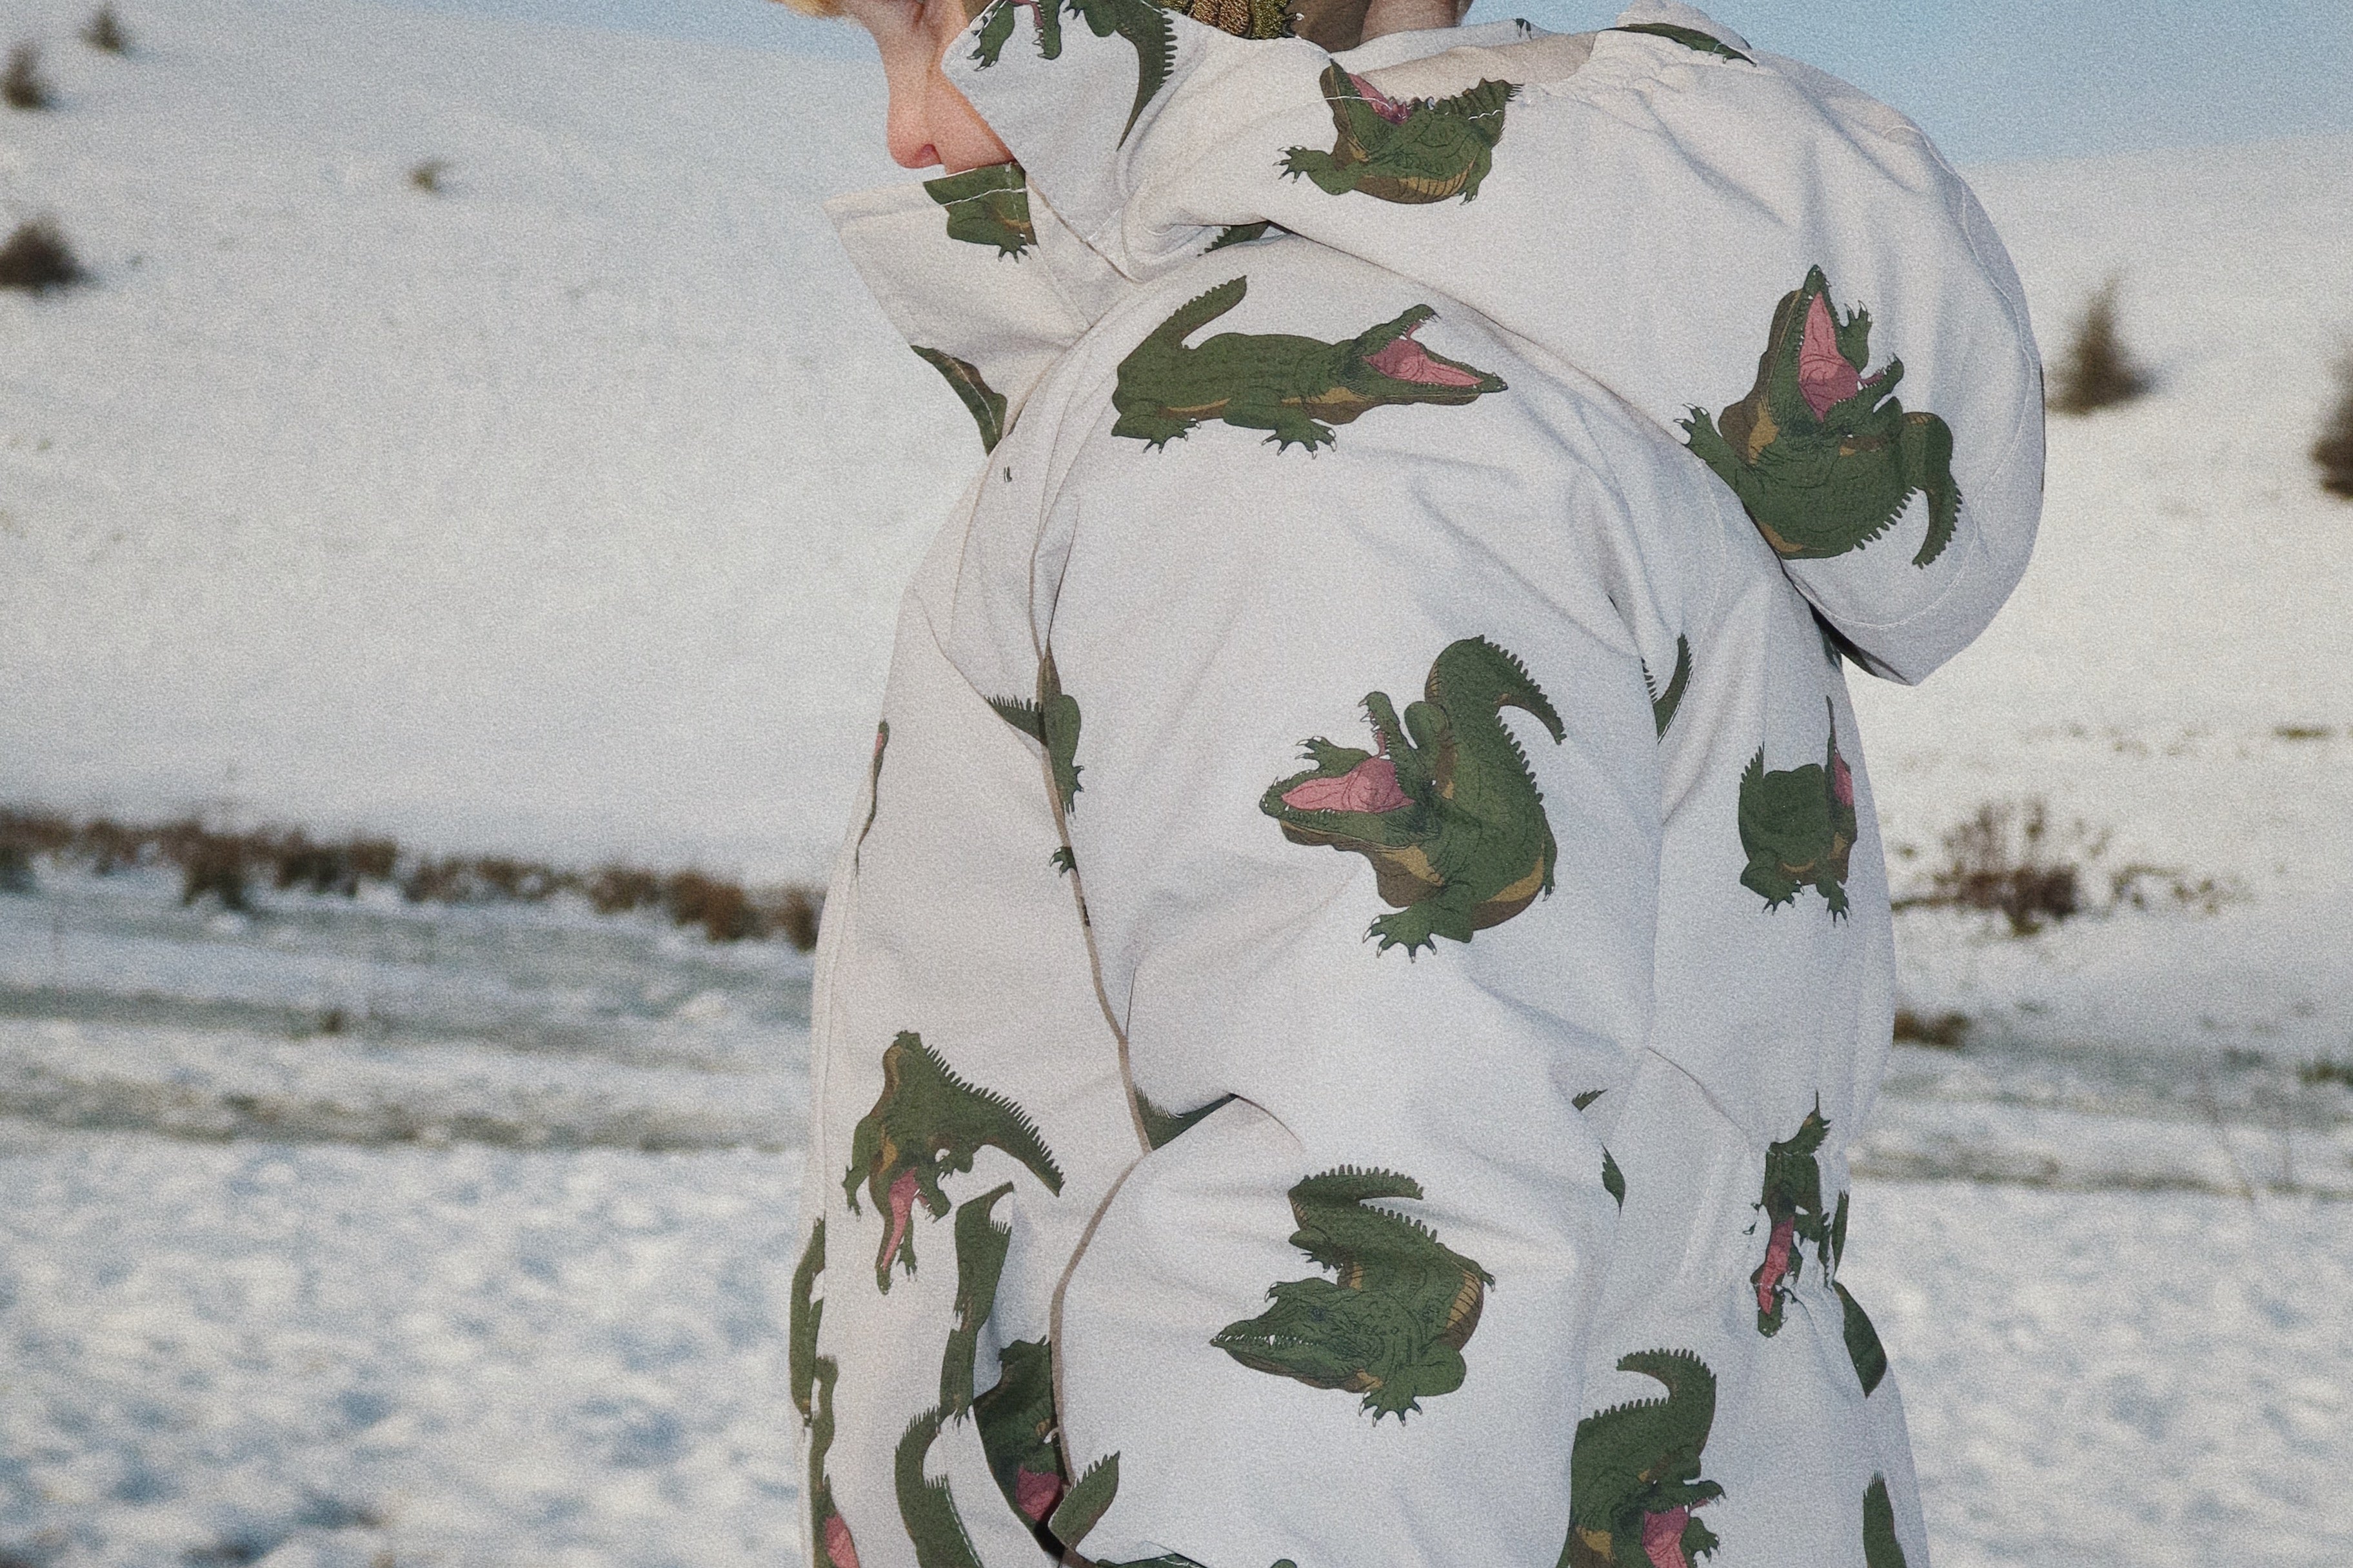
[
  {"left": 2049, "top": 273, "right": 2154, "bottom": 415},
  {"left": 0, "top": 217, "right": 84, "bottom": 292},
  {"left": 1892, "top": 1008, "right": 1970, "bottom": 1049},
  {"left": 408, "top": 157, "right": 450, "bottom": 194},
  {"left": 1894, "top": 798, "right": 2238, "bottom": 935},
  {"left": 1920, "top": 799, "right": 2087, "bottom": 935},
  {"left": 0, "top": 807, "right": 823, "bottom": 948},
  {"left": 81, "top": 6, "right": 128, "bottom": 53},
  {"left": 3, "top": 42, "right": 51, "bottom": 109},
  {"left": 2314, "top": 353, "right": 2353, "bottom": 499}
]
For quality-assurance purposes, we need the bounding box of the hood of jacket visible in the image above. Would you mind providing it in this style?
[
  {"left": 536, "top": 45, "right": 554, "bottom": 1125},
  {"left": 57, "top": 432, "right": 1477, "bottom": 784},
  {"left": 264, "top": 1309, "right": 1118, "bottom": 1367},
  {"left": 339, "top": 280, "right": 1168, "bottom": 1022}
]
[{"left": 829, "top": 0, "right": 2043, "bottom": 684}]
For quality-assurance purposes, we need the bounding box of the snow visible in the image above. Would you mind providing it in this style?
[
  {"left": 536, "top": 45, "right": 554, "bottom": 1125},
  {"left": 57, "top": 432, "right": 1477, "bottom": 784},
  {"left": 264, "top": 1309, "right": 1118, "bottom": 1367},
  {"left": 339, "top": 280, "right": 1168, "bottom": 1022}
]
[
  {"left": 3, "top": 0, "right": 2351, "bottom": 1562},
  {"left": 0, "top": 0, "right": 937, "bottom": 878}
]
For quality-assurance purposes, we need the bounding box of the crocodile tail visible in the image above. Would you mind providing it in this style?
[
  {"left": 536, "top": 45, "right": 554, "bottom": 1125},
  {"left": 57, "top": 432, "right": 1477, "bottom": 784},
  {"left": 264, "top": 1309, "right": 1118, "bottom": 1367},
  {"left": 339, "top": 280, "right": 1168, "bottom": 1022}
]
[
  {"left": 1153, "top": 275, "right": 1247, "bottom": 349},
  {"left": 1615, "top": 1347, "right": 1718, "bottom": 1442},
  {"left": 1046, "top": 1451, "right": 1120, "bottom": 1547},
  {"left": 1433, "top": 75, "right": 1517, "bottom": 134},
  {"left": 1432, "top": 635, "right": 1565, "bottom": 742},
  {"left": 1863, "top": 1474, "right": 1909, "bottom": 1568},
  {"left": 942, "top": 1184, "right": 1016, "bottom": 1419},
  {"left": 896, "top": 1407, "right": 986, "bottom": 1568},
  {"left": 789, "top": 1220, "right": 826, "bottom": 1423},
  {"left": 989, "top": 695, "right": 1047, "bottom": 743},
  {"left": 1292, "top": 1164, "right": 1426, "bottom": 1212},
  {"left": 1069, "top": 0, "right": 1176, "bottom": 144},
  {"left": 1902, "top": 408, "right": 1961, "bottom": 568},
  {"left": 1644, "top": 634, "right": 1692, "bottom": 737}
]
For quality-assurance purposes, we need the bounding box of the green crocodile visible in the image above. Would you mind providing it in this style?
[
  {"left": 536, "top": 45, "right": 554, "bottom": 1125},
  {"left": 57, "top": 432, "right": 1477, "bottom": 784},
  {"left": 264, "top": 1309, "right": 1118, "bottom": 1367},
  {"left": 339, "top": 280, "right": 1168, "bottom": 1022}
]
[
  {"left": 973, "top": 1336, "right": 1067, "bottom": 1538},
  {"left": 1283, "top": 62, "right": 1516, "bottom": 204},
  {"left": 791, "top": 1224, "right": 862, "bottom": 1568},
  {"left": 1863, "top": 1474, "right": 1909, "bottom": 1568},
  {"left": 1683, "top": 265, "right": 1961, "bottom": 567},
  {"left": 842, "top": 1031, "right": 1064, "bottom": 1291},
  {"left": 1212, "top": 1166, "right": 1494, "bottom": 1422},
  {"left": 1262, "top": 635, "right": 1563, "bottom": 955},
  {"left": 889, "top": 1187, "right": 1066, "bottom": 1563},
  {"left": 988, "top": 649, "right": 1082, "bottom": 815},
  {"left": 1113, "top": 275, "right": 1505, "bottom": 453},
  {"left": 913, "top": 346, "right": 1009, "bottom": 453},
  {"left": 971, "top": 0, "right": 1178, "bottom": 144},
  {"left": 1562, "top": 1349, "right": 1724, "bottom": 1568},
  {"left": 1738, "top": 699, "right": 1858, "bottom": 918},
  {"left": 1751, "top": 1099, "right": 1834, "bottom": 1335},
  {"left": 924, "top": 162, "right": 1035, "bottom": 258}
]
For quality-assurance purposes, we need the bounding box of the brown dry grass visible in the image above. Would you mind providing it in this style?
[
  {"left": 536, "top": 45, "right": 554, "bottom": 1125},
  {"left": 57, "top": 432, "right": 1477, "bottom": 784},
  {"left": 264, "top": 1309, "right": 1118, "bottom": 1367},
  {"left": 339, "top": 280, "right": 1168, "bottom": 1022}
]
[{"left": 0, "top": 808, "right": 823, "bottom": 948}]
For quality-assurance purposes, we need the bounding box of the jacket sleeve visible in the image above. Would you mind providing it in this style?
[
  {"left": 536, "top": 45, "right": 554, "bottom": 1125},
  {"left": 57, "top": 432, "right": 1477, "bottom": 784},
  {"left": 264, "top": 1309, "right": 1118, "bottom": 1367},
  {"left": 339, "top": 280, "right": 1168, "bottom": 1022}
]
[{"left": 1013, "top": 348, "right": 1716, "bottom": 1565}]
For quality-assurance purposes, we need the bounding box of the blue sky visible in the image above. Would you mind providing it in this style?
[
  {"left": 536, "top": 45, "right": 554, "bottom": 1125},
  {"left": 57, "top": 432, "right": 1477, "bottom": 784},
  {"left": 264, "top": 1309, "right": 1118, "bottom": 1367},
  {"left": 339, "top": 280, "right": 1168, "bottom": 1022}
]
[{"left": 388, "top": 0, "right": 2353, "bottom": 164}]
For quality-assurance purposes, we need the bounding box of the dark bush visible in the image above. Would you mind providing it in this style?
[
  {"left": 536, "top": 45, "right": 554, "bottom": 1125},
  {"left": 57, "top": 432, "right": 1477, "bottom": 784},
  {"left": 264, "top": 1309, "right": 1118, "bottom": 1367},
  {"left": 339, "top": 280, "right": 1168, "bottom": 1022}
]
[
  {"left": 1892, "top": 1008, "right": 1969, "bottom": 1049},
  {"left": 664, "top": 872, "right": 755, "bottom": 942},
  {"left": 408, "top": 158, "right": 449, "bottom": 194},
  {"left": 0, "top": 843, "right": 34, "bottom": 895},
  {"left": 2314, "top": 353, "right": 2353, "bottom": 500},
  {"left": 588, "top": 863, "right": 663, "bottom": 916},
  {"left": 2049, "top": 273, "right": 2154, "bottom": 415},
  {"left": 2, "top": 43, "right": 50, "bottom": 110},
  {"left": 1898, "top": 799, "right": 2090, "bottom": 936},
  {"left": 765, "top": 886, "right": 822, "bottom": 951},
  {"left": 81, "top": 6, "right": 128, "bottom": 52},
  {"left": 0, "top": 217, "right": 84, "bottom": 292},
  {"left": 177, "top": 833, "right": 251, "bottom": 911}
]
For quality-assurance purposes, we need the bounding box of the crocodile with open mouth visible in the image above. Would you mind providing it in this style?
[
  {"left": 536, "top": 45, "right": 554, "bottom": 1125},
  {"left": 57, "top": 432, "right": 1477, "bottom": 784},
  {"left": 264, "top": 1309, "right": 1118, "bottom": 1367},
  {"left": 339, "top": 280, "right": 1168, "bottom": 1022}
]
[
  {"left": 1112, "top": 275, "right": 1505, "bottom": 453},
  {"left": 1682, "top": 265, "right": 1962, "bottom": 567},
  {"left": 1262, "top": 635, "right": 1562, "bottom": 955}
]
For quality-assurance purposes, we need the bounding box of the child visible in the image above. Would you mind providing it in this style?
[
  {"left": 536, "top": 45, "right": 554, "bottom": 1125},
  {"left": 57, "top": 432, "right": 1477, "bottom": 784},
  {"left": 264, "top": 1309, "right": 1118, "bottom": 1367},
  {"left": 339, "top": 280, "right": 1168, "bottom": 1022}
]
[{"left": 784, "top": 2, "right": 2041, "bottom": 1565}]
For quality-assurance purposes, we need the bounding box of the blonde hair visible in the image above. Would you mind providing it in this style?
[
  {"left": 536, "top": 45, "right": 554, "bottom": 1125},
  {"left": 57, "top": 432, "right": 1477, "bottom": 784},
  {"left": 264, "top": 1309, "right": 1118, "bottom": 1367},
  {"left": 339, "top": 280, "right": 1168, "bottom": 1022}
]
[{"left": 771, "top": 0, "right": 845, "bottom": 19}]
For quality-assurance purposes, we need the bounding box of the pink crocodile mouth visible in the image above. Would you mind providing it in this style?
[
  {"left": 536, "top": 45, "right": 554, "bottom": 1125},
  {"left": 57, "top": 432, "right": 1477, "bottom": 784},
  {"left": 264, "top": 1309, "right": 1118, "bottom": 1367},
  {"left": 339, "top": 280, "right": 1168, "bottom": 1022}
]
[
  {"left": 824, "top": 1511, "right": 861, "bottom": 1568},
  {"left": 1798, "top": 291, "right": 1862, "bottom": 417},
  {"left": 1014, "top": 1466, "right": 1064, "bottom": 1523},
  {"left": 883, "top": 1167, "right": 920, "bottom": 1274},
  {"left": 1754, "top": 1215, "right": 1795, "bottom": 1315},
  {"left": 1831, "top": 751, "right": 1854, "bottom": 808},
  {"left": 1282, "top": 754, "right": 1409, "bottom": 814},
  {"left": 1642, "top": 1506, "right": 1695, "bottom": 1568},
  {"left": 1365, "top": 324, "right": 1483, "bottom": 389},
  {"left": 1347, "top": 70, "right": 1413, "bottom": 124}
]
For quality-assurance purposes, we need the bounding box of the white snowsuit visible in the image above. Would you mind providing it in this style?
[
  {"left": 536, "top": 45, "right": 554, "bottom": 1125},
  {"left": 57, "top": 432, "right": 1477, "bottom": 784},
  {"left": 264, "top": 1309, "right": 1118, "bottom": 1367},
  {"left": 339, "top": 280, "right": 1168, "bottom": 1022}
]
[{"left": 795, "top": 5, "right": 2041, "bottom": 1567}]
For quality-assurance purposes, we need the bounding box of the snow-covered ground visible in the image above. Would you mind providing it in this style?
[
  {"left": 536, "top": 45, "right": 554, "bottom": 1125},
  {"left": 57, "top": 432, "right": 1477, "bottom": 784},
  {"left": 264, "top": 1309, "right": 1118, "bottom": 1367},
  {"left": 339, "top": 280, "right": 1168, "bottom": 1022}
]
[
  {"left": 4, "top": 0, "right": 2352, "bottom": 1562},
  {"left": 3, "top": 874, "right": 2348, "bottom": 1565}
]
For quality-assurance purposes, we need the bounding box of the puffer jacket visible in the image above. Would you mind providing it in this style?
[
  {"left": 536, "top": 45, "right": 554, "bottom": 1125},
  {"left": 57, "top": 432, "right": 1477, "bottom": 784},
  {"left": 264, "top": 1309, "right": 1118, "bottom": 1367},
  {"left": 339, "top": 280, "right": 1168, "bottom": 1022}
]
[{"left": 794, "top": 4, "right": 2041, "bottom": 1567}]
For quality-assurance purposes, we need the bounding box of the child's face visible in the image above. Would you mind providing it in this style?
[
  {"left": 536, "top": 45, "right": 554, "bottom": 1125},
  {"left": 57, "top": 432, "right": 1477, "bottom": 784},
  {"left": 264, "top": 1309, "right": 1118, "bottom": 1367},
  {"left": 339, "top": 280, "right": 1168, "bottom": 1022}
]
[{"left": 837, "top": 0, "right": 1015, "bottom": 172}]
